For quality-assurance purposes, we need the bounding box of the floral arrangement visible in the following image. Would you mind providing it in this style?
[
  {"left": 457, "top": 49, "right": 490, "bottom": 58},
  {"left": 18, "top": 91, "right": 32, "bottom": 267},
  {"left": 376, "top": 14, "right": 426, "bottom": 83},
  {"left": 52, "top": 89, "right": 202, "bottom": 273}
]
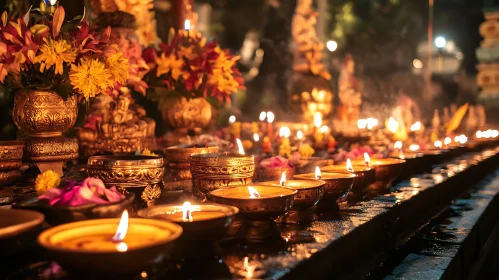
[
  {"left": 36, "top": 170, "right": 124, "bottom": 206},
  {"left": 298, "top": 144, "right": 315, "bottom": 158},
  {"left": 142, "top": 29, "right": 245, "bottom": 105},
  {"left": 0, "top": 6, "right": 129, "bottom": 100},
  {"left": 260, "top": 156, "right": 294, "bottom": 169}
]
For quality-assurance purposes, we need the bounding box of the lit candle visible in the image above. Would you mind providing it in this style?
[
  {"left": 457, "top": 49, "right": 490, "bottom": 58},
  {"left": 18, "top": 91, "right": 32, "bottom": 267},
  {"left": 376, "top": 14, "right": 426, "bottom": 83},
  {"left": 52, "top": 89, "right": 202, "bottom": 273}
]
[
  {"left": 313, "top": 112, "right": 322, "bottom": 139},
  {"left": 315, "top": 166, "right": 322, "bottom": 179},
  {"left": 280, "top": 172, "right": 286, "bottom": 186},
  {"left": 253, "top": 134, "right": 260, "bottom": 155},
  {"left": 364, "top": 153, "right": 370, "bottom": 167},
  {"left": 321, "top": 161, "right": 375, "bottom": 198},
  {"left": 394, "top": 141, "right": 403, "bottom": 150},
  {"left": 409, "top": 144, "right": 419, "bottom": 152},
  {"left": 184, "top": 19, "right": 191, "bottom": 30},
  {"left": 346, "top": 158, "right": 354, "bottom": 172},
  {"left": 279, "top": 126, "right": 291, "bottom": 138},
  {"left": 387, "top": 117, "right": 399, "bottom": 134},
  {"left": 320, "top": 125, "right": 329, "bottom": 142},
  {"left": 410, "top": 121, "right": 421, "bottom": 132},
  {"left": 259, "top": 111, "right": 267, "bottom": 133},
  {"left": 357, "top": 119, "right": 368, "bottom": 130},
  {"left": 267, "top": 111, "right": 274, "bottom": 141},
  {"left": 236, "top": 138, "right": 245, "bottom": 155},
  {"left": 444, "top": 137, "right": 452, "bottom": 146},
  {"left": 366, "top": 118, "right": 378, "bottom": 130},
  {"left": 434, "top": 140, "right": 443, "bottom": 148},
  {"left": 138, "top": 201, "right": 237, "bottom": 223}
]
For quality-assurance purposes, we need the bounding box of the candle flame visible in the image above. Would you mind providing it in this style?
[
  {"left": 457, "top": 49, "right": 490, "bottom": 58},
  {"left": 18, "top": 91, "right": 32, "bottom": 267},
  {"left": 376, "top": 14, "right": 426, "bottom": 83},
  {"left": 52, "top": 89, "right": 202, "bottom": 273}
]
[
  {"left": 444, "top": 137, "right": 451, "bottom": 145},
  {"left": 112, "top": 210, "right": 128, "bottom": 242},
  {"left": 476, "top": 130, "right": 482, "bottom": 139},
  {"left": 367, "top": 118, "right": 378, "bottom": 130},
  {"left": 458, "top": 134, "right": 468, "bottom": 144},
  {"left": 236, "top": 138, "right": 245, "bottom": 155},
  {"left": 266, "top": 111, "right": 274, "bottom": 123},
  {"left": 315, "top": 166, "right": 322, "bottom": 179},
  {"left": 410, "top": 121, "right": 421, "bottom": 131},
  {"left": 387, "top": 117, "right": 399, "bottom": 133},
  {"left": 259, "top": 111, "right": 267, "bottom": 122},
  {"left": 434, "top": 140, "right": 443, "bottom": 148},
  {"left": 182, "top": 201, "right": 193, "bottom": 222},
  {"left": 494, "top": 130, "right": 499, "bottom": 138},
  {"left": 357, "top": 119, "right": 367, "bottom": 129},
  {"left": 49, "top": 0, "right": 58, "bottom": 5},
  {"left": 243, "top": 257, "right": 255, "bottom": 279},
  {"left": 253, "top": 133, "right": 260, "bottom": 142},
  {"left": 409, "top": 144, "right": 419, "bottom": 151},
  {"left": 364, "top": 153, "right": 370, "bottom": 167},
  {"left": 229, "top": 115, "right": 236, "bottom": 124},
  {"left": 314, "top": 112, "right": 322, "bottom": 128},
  {"left": 320, "top": 125, "right": 328, "bottom": 133},
  {"left": 346, "top": 158, "right": 354, "bottom": 172},
  {"left": 280, "top": 172, "right": 286, "bottom": 186},
  {"left": 454, "top": 135, "right": 460, "bottom": 143},
  {"left": 248, "top": 186, "right": 260, "bottom": 198},
  {"left": 394, "top": 141, "right": 403, "bottom": 149},
  {"left": 279, "top": 126, "right": 291, "bottom": 138},
  {"left": 297, "top": 130, "right": 303, "bottom": 140},
  {"left": 184, "top": 19, "right": 191, "bottom": 30}
]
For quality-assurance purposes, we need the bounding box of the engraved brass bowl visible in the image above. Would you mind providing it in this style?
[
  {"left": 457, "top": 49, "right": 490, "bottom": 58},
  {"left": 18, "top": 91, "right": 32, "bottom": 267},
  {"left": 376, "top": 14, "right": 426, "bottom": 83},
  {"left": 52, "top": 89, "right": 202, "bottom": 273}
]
[
  {"left": 294, "top": 172, "right": 355, "bottom": 209},
  {"left": 163, "top": 145, "right": 218, "bottom": 181},
  {"left": 190, "top": 153, "right": 254, "bottom": 200},
  {"left": 259, "top": 180, "right": 325, "bottom": 210},
  {"left": 257, "top": 166, "right": 295, "bottom": 182},
  {"left": 87, "top": 155, "right": 164, "bottom": 207},
  {"left": 321, "top": 165, "right": 375, "bottom": 198},
  {"left": 0, "top": 170, "right": 22, "bottom": 186},
  {"left": 348, "top": 158, "right": 405, "bottom": 196},
  {"left": 0, "top": 141, "right": 24, "bottom": 171}
]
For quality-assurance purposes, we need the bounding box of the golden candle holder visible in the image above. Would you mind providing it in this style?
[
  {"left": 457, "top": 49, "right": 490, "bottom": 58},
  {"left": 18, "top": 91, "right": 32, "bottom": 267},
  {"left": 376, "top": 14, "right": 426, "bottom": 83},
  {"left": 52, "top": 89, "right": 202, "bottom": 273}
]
[
  {"left": 87, "top": 155, "right": 165, "bottom": 207},
  {"left": 259, "top": 180, "right": 325, "bottom": 210},
  {"left": 164, "top": 146, "right": 219, "bottom": 181},
  {"left": 190, "top": 153, "right": 255, "bottom": 200},
  {"left": 209, "top": 185, "right": 296, "bottom": 242},
  {"left": 0, "top": 141, "right": 24, "bottom": 186},
  {"left": 349, "top": 158, "right": 405, "bottom": 197},
  {"left": 321, "top": 165, "right": 375, "bottom": 200}
]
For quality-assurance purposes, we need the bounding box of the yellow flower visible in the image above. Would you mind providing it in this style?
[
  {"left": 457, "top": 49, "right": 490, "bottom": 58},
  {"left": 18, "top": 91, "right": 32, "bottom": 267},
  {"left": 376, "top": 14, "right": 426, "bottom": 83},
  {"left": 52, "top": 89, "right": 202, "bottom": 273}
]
[
  {"left": 70, "top": 58, "right": 112, "bottom": 100},
  {"left": 34, "top": 37, "right": 76, "bottom": 75},
  {"left": 298, "top": 144, "right": 315, "bottom": 158},
  {"left": 140, "top": 149, "right": 157, "bottom": 156},
  {"left": 155, "top": 53, "right": 187, "bottom": 81},
  {"left": 242, "top": 140, "right": 253, "bottom": 151},
  {"left": 105, "top": 51, "right": 129, "bottom": 84},
  {"left": 35, "top": 170, "right": 61, "bottom": 194}
]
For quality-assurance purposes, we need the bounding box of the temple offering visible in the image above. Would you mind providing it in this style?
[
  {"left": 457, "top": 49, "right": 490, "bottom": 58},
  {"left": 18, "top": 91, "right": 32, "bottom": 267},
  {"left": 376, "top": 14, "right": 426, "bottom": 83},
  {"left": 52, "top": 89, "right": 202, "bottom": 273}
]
[{"left": 322, "top": 159, "right": 375, "bottom": 200}]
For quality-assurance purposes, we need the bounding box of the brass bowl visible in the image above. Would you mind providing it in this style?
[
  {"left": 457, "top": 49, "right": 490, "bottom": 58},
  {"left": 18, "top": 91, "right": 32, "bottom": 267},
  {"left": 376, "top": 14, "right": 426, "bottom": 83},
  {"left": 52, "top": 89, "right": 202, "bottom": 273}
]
[
  {"left": 348, "top": 158, "right": 405, "bottom": 195},
  {"left": 258, "top": 166, "right": 295, "bottom": 182},
  {"left": 259, "top": 180, "right": 325, "bottom": 210},
  {"left": 321, "top": 165, "right": 375, "bottom": 197},
  {"left": 291, "top": 157, "right": 334, "bottom": 174},
  {"left": 137, "top": 203, "right": 238, "bottom": 258},
  {"left": 87, "top": 155, "right": 165, "bottom": 206},
  {"left": 208, "top": 185, "right": 296, "bottom": 220},
  {"left": 37, "top": 218, "right": 183, "bottom": 274},
  {"left": 294, "top": 172, "right": 356, "bottom": 207},
  {"left": 190, "top": 153, "right": 255, "bottom": 200},
  {"left": 0, "top": 170, "right": 22, "bottom": 186},
  {"left": 0, "top": 141, "right": 24, "bottom": 171},
  {"left": 164, "top": 146, "right": 219, "bottom": 180}
]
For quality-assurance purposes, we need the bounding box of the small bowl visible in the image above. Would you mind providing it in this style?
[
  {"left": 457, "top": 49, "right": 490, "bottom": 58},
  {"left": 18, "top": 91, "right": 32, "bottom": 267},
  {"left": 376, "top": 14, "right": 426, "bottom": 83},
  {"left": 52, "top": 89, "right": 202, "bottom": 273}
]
[
  {"left": 258, "top": 166, "right": 295, "bottom": 182},
  {"left": 0, "top": 141, "right": 24, "bottom": 171},
  {"left": 0, "top": 208, "right": 44, "bottom": 239},
  {"left": 37, "top": 218, "right": 182, "bottom": 274},
  {"left": 163, "top": 145, "right": 219, "bottom": 180},
  {"left": 321, "top": 165, "right": 375, "bottom": 197},
  {"left": 0, "top": 170, "right": 21, "bottom": 186},
  {"left": 14, "top": 193, "right": 135, "bottom": 225},
  {"left": 348, "top": 158, "right": 405, "bottom": 195},
  {"left": 291, "top": 157, "right": 334, "bottom": 174},
  {"left": 294, "top": 172, "right": 356, "bottom": 206},
  {"left": 258, "top": 180, "right": 325, "bottom": 210}
]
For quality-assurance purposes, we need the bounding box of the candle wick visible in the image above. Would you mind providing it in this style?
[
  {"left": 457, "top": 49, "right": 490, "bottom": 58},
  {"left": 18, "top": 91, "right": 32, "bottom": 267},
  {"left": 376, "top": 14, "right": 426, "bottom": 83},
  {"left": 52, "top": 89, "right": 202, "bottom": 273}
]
[{"left": 316, "top": 176, "right": 322, "bottom": 180}]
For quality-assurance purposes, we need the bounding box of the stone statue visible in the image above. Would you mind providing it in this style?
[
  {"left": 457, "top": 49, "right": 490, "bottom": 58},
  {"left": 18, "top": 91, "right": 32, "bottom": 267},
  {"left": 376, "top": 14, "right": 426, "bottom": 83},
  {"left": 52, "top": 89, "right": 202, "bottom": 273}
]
[
  {"left": 77, "top": 93, "right": 157, "bottom": 156},
  {"left": 334, "top": 54, "right": 362, "bottom": 134},
  {"left": 291, "top": 0, "right": 330, "bottom": 80}
]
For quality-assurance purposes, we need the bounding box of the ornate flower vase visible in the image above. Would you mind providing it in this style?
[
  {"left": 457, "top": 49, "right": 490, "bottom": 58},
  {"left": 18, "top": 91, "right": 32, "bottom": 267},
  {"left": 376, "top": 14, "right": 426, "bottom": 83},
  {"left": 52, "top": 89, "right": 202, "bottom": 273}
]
[
  {"left": 159, "top": 95, "right": 212, "bottom": 134},
  {"left": 13, "top": 90, "right": 78, "bottom": 175}
]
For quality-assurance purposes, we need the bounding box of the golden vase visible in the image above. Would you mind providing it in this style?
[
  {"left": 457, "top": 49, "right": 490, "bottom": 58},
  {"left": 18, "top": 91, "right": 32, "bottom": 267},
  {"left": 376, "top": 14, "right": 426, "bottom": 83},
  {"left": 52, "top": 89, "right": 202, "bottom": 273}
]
[
  {"left": 13, "top": 90, "right": 78, "bottom": 175},
  {"left": 160, "top": 96, "right": 212, "bottom": 133}
]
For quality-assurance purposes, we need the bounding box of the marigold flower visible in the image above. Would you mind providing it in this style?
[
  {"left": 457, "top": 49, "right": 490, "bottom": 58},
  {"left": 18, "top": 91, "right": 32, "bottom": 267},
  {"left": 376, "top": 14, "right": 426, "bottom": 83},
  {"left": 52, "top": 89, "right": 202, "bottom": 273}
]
[
  {"left": 155, "top": 53, "right": 186, "bottom": 81},
  {"left": 70, "top": 57, "right": 112, "bottom": 100},
  {"left": 105, "top": 50, "right": 129, "bottom": 85},
  {"left": 35, "top": 170, "right": 61, "bottom": 195},
  {"left": 34, "top": 37, "right": 76, "bottom": 74}
]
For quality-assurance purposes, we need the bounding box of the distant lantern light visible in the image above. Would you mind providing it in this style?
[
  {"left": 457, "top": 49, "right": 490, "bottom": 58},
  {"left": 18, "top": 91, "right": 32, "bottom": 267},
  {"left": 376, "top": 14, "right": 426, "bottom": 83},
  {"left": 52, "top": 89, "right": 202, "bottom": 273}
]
[
  {"left": 413, "top": 59, "right": 423, "bottom": 69},
  {"left": 435, "top": 36, "right": 446, "bottom": 48},
  {"left": 326, "top": 40, "right": 338, "bottom": 52}
]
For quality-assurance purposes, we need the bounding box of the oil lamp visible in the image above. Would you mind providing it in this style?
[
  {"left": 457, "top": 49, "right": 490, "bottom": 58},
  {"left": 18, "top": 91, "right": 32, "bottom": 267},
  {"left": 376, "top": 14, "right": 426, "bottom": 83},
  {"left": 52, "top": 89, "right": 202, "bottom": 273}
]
[
  {"left": 321, "top": 159, "right": 375, "bottom": 200},
  {"left": 37, "top": 210, "right": 182, "bottom": 273},
  {"left": 209, "top": 185, "right": 296, "bottom": 241},
  {"left": 347, "top": 158, "right": 405, "bottom": 195}
]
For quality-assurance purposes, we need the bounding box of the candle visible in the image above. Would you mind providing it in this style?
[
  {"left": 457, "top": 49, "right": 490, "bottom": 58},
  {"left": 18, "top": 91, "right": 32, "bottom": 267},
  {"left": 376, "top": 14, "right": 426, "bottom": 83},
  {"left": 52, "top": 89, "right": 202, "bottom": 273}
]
[
  {"left": 347, "top": 158, "right": 405, "bottom": 191},
  {"left": 357, "top": 119, "right": 368, "bottom": 130},
  {"left": 210, "top": 185, "right": 295, "bottom": 200},
  {"left": 138, "top": 202, "right": 238, "bottom": 223},
  {"left": 409, "top": 144, "right": 419, "bottom": 152},
  {"left": 410, "top": 121, "right": 421, "bottom": 132},
  {"left": 434, "top": 140, "right": 443, "bottom": 148},
  {"left": 236, "top": 138, "right": 245, "bottom": 155},
  {"left": 364, "top": 153, "right": 370, "bottom": 167},
  {"left": 366, "top": 118, "right": 378, "bottom": 130},
  {"left": 444, "top": 137, "right": 452, "bottom": 146},
  {"left": 267, "top": 111, "right": 275, "bottom": 141},
  {"left": 320, "top": 125, "right": 329, "bottom": 142},
  {"left": 387, "top": 117, "right": 399, "bottom": 134},
  {"left": 321, "top": 161, "right": 375, "bottom": 198},
  {"left": 37, "top": 211, "right": 183, "bottom": 273},
  {"left": 313, "top": 112, "right": 322, "bottom": 141}
]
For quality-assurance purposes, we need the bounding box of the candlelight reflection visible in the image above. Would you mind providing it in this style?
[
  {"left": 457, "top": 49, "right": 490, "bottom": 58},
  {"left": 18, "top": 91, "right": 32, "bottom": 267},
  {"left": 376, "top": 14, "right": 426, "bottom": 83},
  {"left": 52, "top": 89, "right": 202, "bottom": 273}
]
[
  {"left": 248, "top": 187, "right": 261, "bottom": 198},
  {"left": 364, "top": 153, "right": 370, "bottom": 167}
]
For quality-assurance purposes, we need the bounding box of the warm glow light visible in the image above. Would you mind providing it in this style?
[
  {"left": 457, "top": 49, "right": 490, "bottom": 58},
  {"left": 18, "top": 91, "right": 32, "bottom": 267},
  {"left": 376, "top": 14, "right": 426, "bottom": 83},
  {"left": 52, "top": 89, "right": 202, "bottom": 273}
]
[
  {"left": 394, "top": 141, "right": 403, "bottom": 150},
  {"left": 315, "top": 166, "right": 321, "bottom": 179},
  {"left": 413, "top": 59, "right": 423, "bottom": 69},
  {"left": 182, "top": 201, "right": 193, "bottom": 222},
  {"left": 279, "top": 126, "right": 291, "bottom": 138},
  {"left": 116, "top": 242, "right": 128, "bottom": 252},
  {"left": 267, "top": 112, "right": 275, "bottom": 123},
  {"left": 243, "top": 257, "right": 255, "bottom": 279},
  {"left": 387, "top": 117, "right": 399, "bottom": 133},
  {"left": 236, "top": 138, "right": 245, "bottom": 155},
  {"left": 297, "top": 130, "right": 304, "bottom": 140},
  {"left": 248, "top": 187, "right": 260, "bottom": 198},
  {"left": 314, "top": 112, "right": 322, "bottom": 128},
  {"left": 253, "top": 133, "right": 259, "bottom": 142},
  {"left": 454, "top": 135, "right": 460, "bottom": 143},
  {"left": 435, "top": 36, "right": 446, "bottom": 48},
  {"left": 280, "top": 172, "right": 286, "bottom": 186},
  {"left": 493, "top": 130, "right": 499, "bottom": 138},
  {"left": 458, "top": 134, "right": 468, "bottom": 144},
  {"left": 184, "top": 20, "right": 191, "bottom": 30},
  {"left": 357, "top": 119, "right": 367, "bottom": 129},
  {"left": 364, "top": 153, "right": 370, "bottom": 167},
  {"left": 320, "top": 125, "right": 328, "bottom": 133},
  {"left": 367, "top": 118, "right": 378, "bottom": 130},
  {"left": 112, "top": 210, "right": 128, "bottom": 242},
  {"left": 259, "top": 111, "right": 267, "bottom": 122},
  {"left": 410, "top": 121, "right": 421, "bottom": 132},
  {"left": 434, "top": 140, "right": 442, "bottom": 148},
  {"left": 444, "top": 137, "right": 451, "bottom": 145},
  {"left": 326, "top": 40, "right": 338, "bottom": 52},
  {"left": 346, "top": 158, "right": 354, "bottom": 173},
  {"left": 49, "top": 0, "right": 58, "bottom": 5},
  {"left": 476, "top": 131, "right": 482, "bottom": 139},
  {"left": 229, "top": 115, "right": 236, "bottom": 124},
  {"left": 409, "top": 144, "right": 419, "bottom": 151}
]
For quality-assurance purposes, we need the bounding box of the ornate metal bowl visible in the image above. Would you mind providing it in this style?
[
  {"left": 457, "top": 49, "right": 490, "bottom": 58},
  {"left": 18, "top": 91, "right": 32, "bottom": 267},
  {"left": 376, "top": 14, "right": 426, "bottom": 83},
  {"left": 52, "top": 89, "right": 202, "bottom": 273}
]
[
  {"left": 294, "top": 172, "right": 356, "bottom": 208},
  {"left": 259, "top": 179, "right": 325, "bottom": 210},
  {"left": 0, "top": 170, "right": 21, "bottom": 186},
  {"left": 0, "top": 141, "right": 24, "bottom": 171},
  {"left": 164, "top": 146, "right": 218, "bottom": 181},
  {"left": 257, "top": 166, "right": 295, "bottom": 182},
  {"left": 349, "top": 158, "right": 405, "bottom": 196},
  {"left": 87, "top": 155, "right": 164, "bottom": 206},
  {"left": 190, "top": 153, "right": 255, "bottom": 200},
  {"left": 321, "top": 165, "right": 375, "bottom": 198}
]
